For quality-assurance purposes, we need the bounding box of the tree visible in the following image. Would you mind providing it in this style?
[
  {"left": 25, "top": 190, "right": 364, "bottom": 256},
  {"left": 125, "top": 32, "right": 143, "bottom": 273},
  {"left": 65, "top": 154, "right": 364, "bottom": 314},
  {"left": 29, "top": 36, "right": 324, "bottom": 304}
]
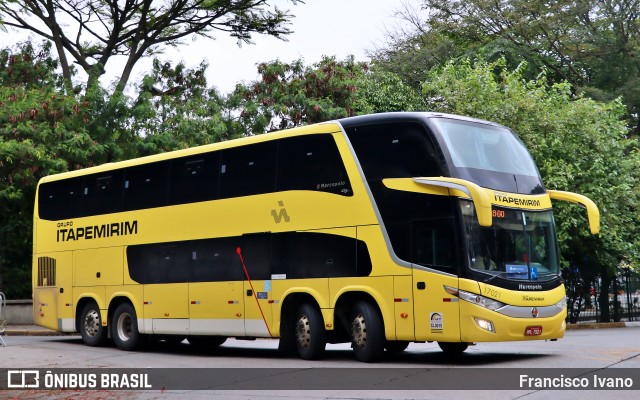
[
  {"left": 422, "top": 58, "right": 640, "bottom": 320},
  {"left": 133, "top": 58, "right": 234, "bottom": 154},
  {"left": 0, "top": 0, "right": 300, "bottom": 93},
  {"left": 354, "top": 68, "right": 426, "bottom": 113},
  {"left": 373, "top": 0, "right": 640, "bottom": 134},
  {"left": 0, "top": 41, "right": 106, "bottom": 297},
  {"left": 227, "top": 56, "right": 370, "bottom": 134}
]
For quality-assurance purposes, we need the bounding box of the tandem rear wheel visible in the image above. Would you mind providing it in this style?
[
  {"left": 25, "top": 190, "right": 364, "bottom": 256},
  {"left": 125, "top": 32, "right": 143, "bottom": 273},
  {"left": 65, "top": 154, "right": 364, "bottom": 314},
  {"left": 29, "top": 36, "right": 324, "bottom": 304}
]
[
  {"left": 111, "top": 302, "right": 143, "bottom": 351},
  {"left": 293, "top": 303, "right": 326, "bottom": 360},
  {"left": 349, "top": 301, "right": 385, "bottom": 363},
  {"left": 79, "top": 302, "right": 108, "bottom": 347}
]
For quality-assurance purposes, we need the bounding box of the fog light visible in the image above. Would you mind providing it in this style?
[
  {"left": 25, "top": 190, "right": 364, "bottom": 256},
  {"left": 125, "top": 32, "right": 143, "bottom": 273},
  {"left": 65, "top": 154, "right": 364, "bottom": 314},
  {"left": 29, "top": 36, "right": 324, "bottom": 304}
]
[{"left": 474, "top": 317, "right": 495, "bottom": 333}]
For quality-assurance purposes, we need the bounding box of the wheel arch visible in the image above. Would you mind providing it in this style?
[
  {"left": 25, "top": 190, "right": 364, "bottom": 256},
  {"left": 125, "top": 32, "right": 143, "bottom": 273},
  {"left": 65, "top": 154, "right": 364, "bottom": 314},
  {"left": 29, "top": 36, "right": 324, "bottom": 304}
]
[
  {"left": 108, "top": 295, "right": 136, "bottom": 325},
  {"left": 75, "top": 296, "right": 105, "bottom": 332},
  {"left": 334, "top": 290, "right": 388, "bottom": 340},
  {"left": 279, "top": 291, "right": 324, "bottom": 335}
]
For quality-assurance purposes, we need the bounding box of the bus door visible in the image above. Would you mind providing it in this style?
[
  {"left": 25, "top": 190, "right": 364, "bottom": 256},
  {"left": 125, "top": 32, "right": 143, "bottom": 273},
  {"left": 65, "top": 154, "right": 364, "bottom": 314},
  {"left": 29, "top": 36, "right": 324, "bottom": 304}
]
[
  {"left": 411, "top": 219, "right": 462, "bottom": 342},
  {"left": 239, "top": 233, "right": 274, "bottom": 337},
  {"left": 135, "top": 243, "right": 189, "bottom": 335},
  {"left": 188, "top": 238, "right": 245, "bottom": 336}
]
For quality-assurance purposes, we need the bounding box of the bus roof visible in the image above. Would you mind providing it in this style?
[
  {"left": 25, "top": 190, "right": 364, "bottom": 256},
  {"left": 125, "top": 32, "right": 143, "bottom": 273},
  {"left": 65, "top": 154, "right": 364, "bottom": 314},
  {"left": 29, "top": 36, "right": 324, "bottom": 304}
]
[{"left": 38, "top": 119, "right": 343, "bottom": 184}]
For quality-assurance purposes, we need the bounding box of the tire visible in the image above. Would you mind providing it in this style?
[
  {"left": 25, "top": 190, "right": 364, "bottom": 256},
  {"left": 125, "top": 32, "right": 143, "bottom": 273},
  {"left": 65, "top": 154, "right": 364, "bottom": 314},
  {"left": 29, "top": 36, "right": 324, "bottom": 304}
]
[
  {"left": 294, "top": 303, "right": 326, "bottom": 360},
  {"left": 277, "top": 315, "right": 297, "bottom": 356},
  {"left": 187, "top": 335, "right": 227, "bottom": 349},
  {"left": 350, "top": 301, "right": 385, "bottom": 363},
  {"left": 79, "top": 302, "right": 108, "bottom": 347},
  {"left": 437, "top": 342, "right": 469, "bottom": 354},
  {"left": 385, "top": 340, "right": 410, "bottom": 353},
  {"left": 111, "top": 302, "right": 143, "bottom": 351}
]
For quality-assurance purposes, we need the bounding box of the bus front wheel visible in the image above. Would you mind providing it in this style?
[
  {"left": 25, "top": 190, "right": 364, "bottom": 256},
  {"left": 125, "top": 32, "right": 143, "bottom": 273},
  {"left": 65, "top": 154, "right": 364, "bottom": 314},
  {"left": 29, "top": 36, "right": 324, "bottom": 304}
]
[
  {"left": 438, "top": 342, "right": 469, "bottom": 354},
  {"left": 112, "top": 302, "right": 143, "bottom": 351},
  {"left": 385, "top": 340, "right": 410, "bottom": 353},
  {"left": 79, "top": 302, "right": 108, "bottom": 347},
  {"left": 294, "top": 303, "right": 326, "bottom": 360},
  {"left": 350, "top": 301, "right": 385, "bottom": 363}
]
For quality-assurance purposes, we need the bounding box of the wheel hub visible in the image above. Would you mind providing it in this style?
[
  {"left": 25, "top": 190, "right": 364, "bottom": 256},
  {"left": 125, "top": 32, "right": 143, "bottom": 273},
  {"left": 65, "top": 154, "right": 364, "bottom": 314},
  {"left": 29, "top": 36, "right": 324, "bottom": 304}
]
[
  {"left": 83, "top": 310, "right": 100, "bottom": 337},
  {"left": 116, "top": 312, "right": 133, "bottom": 342},
  {"left": 295, "top": 314, "right": 311, "bottom": 349},
  {"left": 352, "top": 314, "right": 367, "bottom": 349}
]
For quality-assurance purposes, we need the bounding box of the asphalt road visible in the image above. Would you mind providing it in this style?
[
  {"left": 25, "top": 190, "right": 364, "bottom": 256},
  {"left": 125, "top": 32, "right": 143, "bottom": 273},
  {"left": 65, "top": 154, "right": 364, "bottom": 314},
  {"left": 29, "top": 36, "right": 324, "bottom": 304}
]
[{"left": 1, "top": 326, "right": 639, "bottom": 399}]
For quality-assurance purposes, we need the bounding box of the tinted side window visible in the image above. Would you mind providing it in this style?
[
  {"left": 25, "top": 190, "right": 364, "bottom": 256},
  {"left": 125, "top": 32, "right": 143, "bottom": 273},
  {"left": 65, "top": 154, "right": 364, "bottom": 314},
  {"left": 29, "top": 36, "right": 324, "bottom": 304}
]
[
  {"left": 219, "top": 142, "right": 277, "bottom": 198},
  {"left": 83, "top": 171, "right": 124, "bottom": 215},
  {"left": 346, "top": 122, "right": 444, "bottom": 180},
  {"left": 123, "top": 161, "right": 170, "bottom": 211},
  {"left": 127, "top": 232, "right": 372, "bottom": 283},
  {"left": 190, "top": 237, "right": 243, "bottom": 282},
  {"left": 38, "top": 177, "right": 85, "bottom": 220},
  {"left": 413, "top": 219, "right": 457, "bottom": 271},
  {"left": 377, "top": 189, "right": 460, "bottom": 272},
  {"left": 170, "top": 152, "right": 219, "bottom": 205},
  {"left": 271, "top": 232, "right": 371, "bottom": 278},
  {"left": 241, "top": 233, "right": 272, "bottom": 281},
  {"left": 277, "top": 134, "right": 352, "bottom": 196}
]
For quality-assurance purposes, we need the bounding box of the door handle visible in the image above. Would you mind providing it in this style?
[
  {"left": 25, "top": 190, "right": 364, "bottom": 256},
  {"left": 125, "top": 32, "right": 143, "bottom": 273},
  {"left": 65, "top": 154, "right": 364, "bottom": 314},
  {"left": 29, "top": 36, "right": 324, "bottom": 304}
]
[
  {"left": 246, "top": 289, "right": 253, "bottom": 296},
  {"left": 417, "top": 282, "right": 426, "bottom": 290}
]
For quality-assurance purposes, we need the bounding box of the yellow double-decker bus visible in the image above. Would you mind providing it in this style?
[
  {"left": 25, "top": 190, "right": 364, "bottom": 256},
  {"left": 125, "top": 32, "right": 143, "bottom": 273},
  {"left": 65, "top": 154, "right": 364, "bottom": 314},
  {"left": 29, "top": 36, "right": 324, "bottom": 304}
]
[{"left": 32, "top": 112, "right": 599, "bottom": 362}]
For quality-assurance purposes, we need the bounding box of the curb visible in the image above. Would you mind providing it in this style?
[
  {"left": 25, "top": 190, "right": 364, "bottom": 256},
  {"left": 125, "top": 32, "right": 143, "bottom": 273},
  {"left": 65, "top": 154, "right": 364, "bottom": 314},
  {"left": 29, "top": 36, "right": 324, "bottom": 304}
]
[
  {"left": 566, "top": 322, "right": 627, "bottom": 330},
  {"left": 3, "top": 326, "right": 79, "bottom": 336}
]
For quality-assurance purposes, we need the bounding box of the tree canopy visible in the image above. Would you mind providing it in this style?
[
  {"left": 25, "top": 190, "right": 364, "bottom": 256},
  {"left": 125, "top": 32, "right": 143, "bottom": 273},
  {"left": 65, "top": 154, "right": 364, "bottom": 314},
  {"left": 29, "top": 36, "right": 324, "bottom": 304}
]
[
  {"left": 372, "top": 0, "right": 640, "bottom": 134},
  {"left": 0, "top": 0, "right": 299, "bottom": 93}
]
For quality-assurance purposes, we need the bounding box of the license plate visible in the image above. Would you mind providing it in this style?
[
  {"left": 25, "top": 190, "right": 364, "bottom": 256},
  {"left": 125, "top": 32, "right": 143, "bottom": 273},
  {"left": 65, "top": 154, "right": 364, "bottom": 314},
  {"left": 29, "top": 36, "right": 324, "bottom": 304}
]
[{"left": 525, "top": 326, "right": 543, "bottom": 336}]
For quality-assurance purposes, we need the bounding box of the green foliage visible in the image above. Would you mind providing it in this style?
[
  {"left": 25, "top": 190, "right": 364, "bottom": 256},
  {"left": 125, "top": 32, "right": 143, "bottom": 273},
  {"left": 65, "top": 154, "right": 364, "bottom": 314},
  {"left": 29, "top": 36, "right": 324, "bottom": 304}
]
[
  {"left": 423, "top": 59, "right": 640, "bottom": 276},
  {"left": 227, "top": 56, "right": 370, "bottom": 134},
  {"left": 0, "top": 42, "right": 106, "bottom": 297},
  {"left": 133, "top": 59, "right": 232, "bottom": 153},
  {"left": 374, "top": 0, "right": 640, "bottom": 134},
  {"left": 354, "top": 68, "right": 426, "bottom": 113}
]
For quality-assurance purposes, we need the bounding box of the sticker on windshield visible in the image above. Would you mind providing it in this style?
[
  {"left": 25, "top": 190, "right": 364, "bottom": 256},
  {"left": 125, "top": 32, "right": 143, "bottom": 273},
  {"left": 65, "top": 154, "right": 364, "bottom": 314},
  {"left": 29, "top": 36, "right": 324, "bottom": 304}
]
[{"left": 506, "top": 264, "right": 528, "bottom": 279}]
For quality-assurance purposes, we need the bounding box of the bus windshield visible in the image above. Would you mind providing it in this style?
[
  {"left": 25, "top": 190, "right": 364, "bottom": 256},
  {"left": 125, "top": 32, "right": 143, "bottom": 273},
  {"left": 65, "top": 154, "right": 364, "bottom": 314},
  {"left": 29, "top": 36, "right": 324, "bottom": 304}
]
[
  {"left": 431, "top": 118, "right": 544, "bottom": 195},
  {"left": 460, "top": 200, "right": 560, "bottom": 281}
]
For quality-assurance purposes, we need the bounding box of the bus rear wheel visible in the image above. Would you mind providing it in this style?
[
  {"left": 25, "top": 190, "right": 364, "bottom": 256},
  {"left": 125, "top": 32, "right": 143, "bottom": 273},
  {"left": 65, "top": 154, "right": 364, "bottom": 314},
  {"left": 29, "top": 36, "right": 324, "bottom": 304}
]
[
  {"left": 294, "top": 303, "right": 326, "bottom": 360},
  {"left": 112, "top": 302, "right": 143, "bottom": 351},
  {"left": 350, "top": 301, "right": 385, "bottom": 363},
  {"left": 79, "top": 302, "right": 108, "bottom": 347},
  {"left": 438, "top": 342, "right": 468, "bottom": 354}
]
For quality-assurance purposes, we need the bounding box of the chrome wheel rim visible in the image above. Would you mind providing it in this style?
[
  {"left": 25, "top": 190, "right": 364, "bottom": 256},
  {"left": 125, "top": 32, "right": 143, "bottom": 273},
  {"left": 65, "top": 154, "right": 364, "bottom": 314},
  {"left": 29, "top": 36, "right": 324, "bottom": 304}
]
[
  {"left": 83, "top": 309, "right": 100, "bottom": 337},
  {"left": 295, "top": 314, "right": 311, "bottom": 349},
  {"left": 352, "top": 313, "right": 367, "bottom": 349},
  {"left": 116, "top": 312, "right": 133, "bottom": 342}
]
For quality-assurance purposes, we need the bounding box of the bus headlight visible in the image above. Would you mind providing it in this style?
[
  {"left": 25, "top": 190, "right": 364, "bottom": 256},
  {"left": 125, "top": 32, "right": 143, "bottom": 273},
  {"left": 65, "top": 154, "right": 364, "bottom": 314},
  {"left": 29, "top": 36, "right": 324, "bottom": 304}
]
[
  {"left": 474, "top": 317, "right": 495, "bottom": 333},
  {"left": 445, "top": 286, "right": 506, "bottom": 311}
]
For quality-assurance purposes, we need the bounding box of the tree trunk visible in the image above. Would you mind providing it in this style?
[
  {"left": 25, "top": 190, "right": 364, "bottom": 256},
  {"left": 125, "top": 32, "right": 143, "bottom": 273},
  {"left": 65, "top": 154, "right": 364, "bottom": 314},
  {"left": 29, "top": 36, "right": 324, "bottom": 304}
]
[{"left": 599, "top": 269, "right": 611, "bottom": 322}]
